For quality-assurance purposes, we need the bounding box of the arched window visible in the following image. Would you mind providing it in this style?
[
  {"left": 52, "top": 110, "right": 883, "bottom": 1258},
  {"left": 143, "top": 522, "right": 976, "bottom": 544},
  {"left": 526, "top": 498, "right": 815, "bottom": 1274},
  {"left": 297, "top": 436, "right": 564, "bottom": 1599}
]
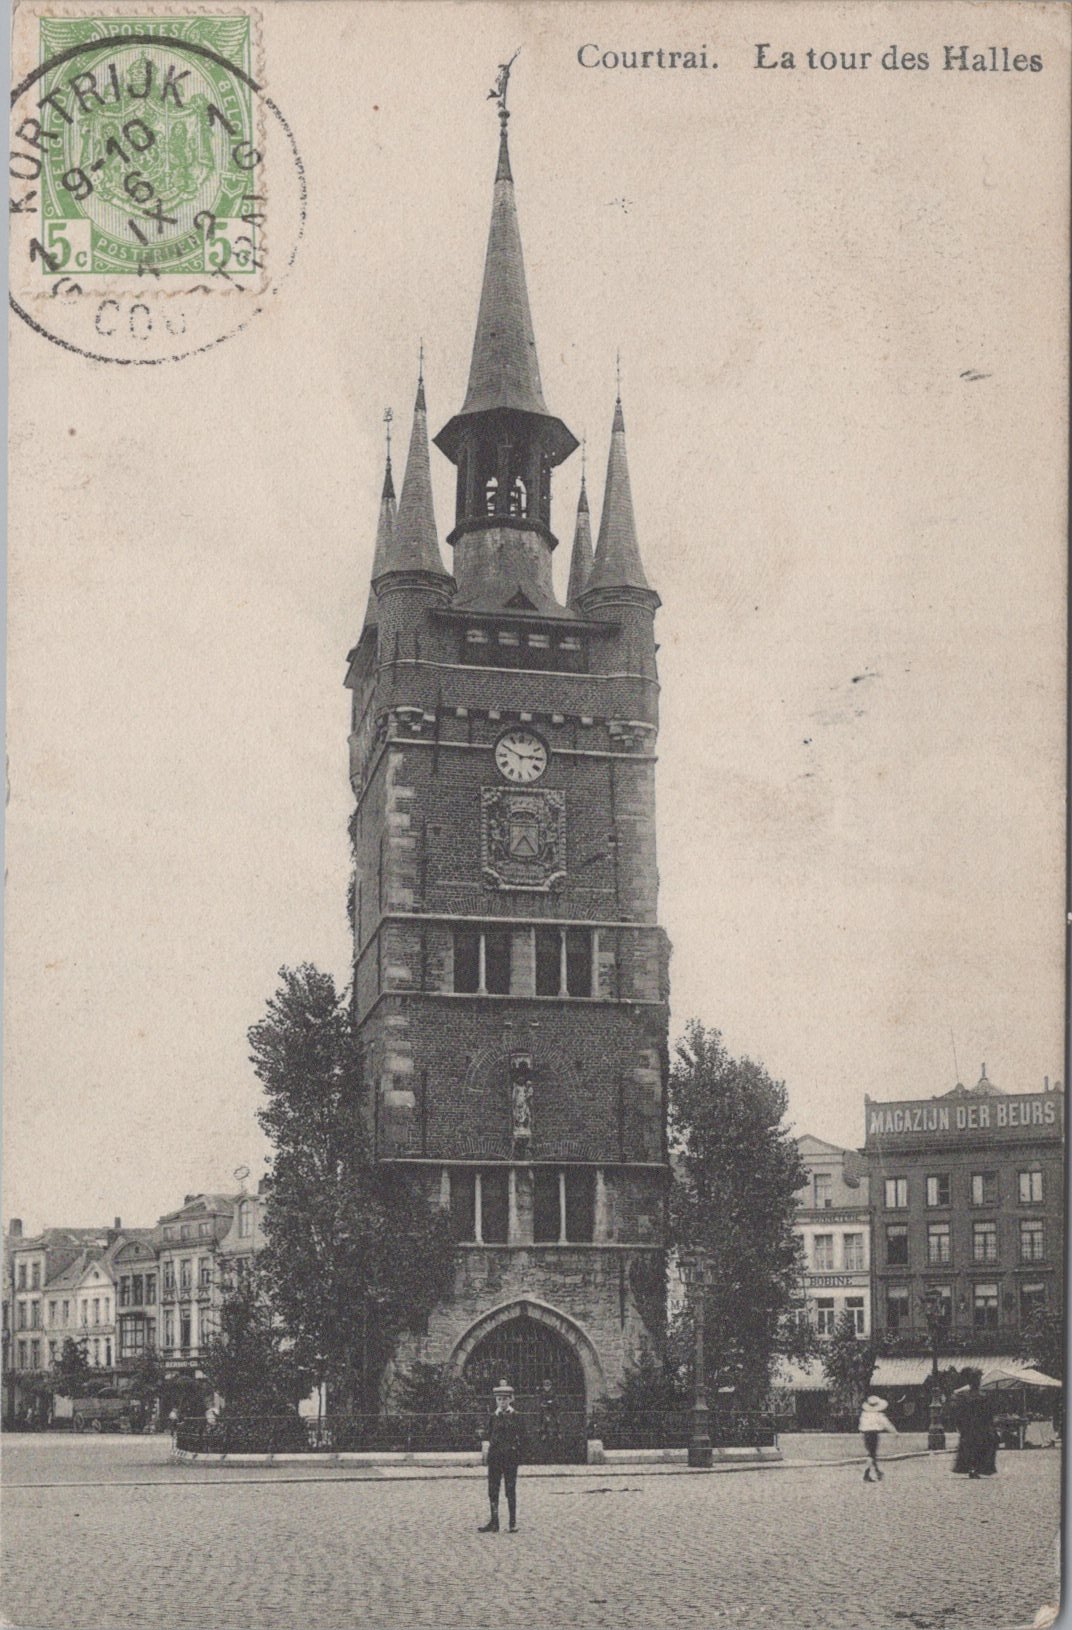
[
  {"left": 484, "top": 476, "right": 499, "bottom": 515},
  {"left": 509, "top": 477, "right": 527, "bottom": 517}
]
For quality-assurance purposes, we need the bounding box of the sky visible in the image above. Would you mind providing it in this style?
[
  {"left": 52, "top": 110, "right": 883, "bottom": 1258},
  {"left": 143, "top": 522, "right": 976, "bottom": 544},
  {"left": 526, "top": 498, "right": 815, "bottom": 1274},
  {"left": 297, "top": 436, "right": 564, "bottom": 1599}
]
[{"left": 5, "top": 1, "right": 1067, "bottom": 1234}]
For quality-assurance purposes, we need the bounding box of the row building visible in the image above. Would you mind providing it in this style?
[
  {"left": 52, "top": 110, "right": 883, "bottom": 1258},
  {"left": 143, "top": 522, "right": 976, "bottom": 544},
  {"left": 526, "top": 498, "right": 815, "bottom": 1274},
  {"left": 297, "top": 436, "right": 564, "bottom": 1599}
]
[
  {"left": 785, "top": 1071, "right": 1063, "bottom": 1427},
  {"left": 3, "top": 1185, "right": 266, "bottom": 1425}
]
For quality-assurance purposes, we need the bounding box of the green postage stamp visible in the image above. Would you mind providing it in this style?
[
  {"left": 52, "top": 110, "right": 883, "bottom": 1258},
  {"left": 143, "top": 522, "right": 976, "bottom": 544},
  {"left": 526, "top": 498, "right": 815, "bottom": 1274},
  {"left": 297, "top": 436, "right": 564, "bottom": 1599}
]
[{"left": 35, "top": 14, "right": 258, "bottom": 278}]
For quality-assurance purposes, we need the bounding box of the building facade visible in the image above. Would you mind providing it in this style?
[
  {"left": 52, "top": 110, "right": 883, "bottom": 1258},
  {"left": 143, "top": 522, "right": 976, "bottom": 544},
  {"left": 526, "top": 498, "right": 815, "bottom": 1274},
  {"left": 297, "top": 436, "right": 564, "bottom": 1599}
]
[
  {"left": 345, "top": 94, "right": 669, "bottom": 1415},
  {"left": 864, "top": 1072, "right": 1064, "bottom": 1362},
  {"left": 794, "top": 1135, "right": 871, "bottom": 1339}
]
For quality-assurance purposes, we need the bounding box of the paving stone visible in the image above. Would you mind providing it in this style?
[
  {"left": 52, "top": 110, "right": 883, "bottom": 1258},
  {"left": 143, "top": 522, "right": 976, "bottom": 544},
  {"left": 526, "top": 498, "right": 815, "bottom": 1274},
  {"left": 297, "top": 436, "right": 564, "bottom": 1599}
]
[{"left": 1, "top": 1436, "right": 1060, "bottom": 1629}]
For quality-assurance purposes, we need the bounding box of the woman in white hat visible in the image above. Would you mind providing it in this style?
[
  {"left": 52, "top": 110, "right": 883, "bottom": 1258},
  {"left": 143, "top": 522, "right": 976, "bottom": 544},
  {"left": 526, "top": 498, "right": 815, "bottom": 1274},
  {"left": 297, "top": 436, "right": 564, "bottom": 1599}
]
[{"left": 858, "top": 1394, "right": 896, "bottom": 1481}]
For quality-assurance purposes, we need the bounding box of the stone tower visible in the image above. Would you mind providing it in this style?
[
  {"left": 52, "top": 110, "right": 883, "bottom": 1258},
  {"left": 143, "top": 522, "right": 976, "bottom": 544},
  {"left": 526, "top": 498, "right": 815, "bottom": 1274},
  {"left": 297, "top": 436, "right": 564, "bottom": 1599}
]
[{"left": 344, "top": 94, "right": 669, "bottom": 1422}]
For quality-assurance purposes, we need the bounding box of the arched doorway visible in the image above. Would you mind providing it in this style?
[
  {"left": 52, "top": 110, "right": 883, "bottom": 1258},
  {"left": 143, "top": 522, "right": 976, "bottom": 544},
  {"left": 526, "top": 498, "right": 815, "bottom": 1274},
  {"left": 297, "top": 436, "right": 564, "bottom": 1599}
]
[{"left": 463, "top": 1314, "right": 587, "bottom": 1463}]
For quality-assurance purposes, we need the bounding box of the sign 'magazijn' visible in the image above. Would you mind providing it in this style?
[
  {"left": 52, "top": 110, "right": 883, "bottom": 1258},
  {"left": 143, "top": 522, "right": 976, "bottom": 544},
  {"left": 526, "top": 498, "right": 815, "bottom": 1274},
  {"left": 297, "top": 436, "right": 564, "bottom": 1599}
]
[{"left": 866, "top": 1092, "right": 1061, "bottom": 1143}]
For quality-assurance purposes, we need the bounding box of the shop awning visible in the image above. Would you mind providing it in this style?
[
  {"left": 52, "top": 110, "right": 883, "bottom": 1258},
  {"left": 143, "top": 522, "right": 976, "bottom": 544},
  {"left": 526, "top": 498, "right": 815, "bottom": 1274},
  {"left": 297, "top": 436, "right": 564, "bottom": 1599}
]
[
  {"left": 981, "top": 1365, "right": 1061, "bottom": 1390},
  {"left": 772, "top": 1360, "right": 828, "bottom": 1393},
  {"left": 871, "top": 1355, "right": 1025, "bottom": 1387}
]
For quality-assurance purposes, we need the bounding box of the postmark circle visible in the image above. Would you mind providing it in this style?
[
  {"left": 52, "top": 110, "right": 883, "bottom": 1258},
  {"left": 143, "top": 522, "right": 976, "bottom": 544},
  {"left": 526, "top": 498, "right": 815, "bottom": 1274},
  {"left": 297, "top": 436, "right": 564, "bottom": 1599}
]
[{"left": 9, "top": 15, "right": 306, "bottom": 363}]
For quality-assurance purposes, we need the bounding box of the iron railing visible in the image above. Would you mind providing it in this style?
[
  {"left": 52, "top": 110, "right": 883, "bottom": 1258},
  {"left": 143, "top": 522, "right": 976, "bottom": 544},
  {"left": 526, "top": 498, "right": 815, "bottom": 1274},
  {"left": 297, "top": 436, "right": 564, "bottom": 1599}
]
[
  {"left": 175, "top": 1408, "right": 592, "bottom": 1458},
  {"left": 588, "top": 1410, "right": 777, "bottom": 1451}
]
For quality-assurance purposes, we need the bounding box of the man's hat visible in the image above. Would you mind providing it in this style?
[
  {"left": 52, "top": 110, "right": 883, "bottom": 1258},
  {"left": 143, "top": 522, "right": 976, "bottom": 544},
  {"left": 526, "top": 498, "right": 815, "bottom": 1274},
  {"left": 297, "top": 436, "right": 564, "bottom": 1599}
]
[
  {"left": 492, "top": 1378, "right": 514, "bottom": 1396},
  {"left": 864, "top": 1395, "right": 887, "bottom": 1410}
]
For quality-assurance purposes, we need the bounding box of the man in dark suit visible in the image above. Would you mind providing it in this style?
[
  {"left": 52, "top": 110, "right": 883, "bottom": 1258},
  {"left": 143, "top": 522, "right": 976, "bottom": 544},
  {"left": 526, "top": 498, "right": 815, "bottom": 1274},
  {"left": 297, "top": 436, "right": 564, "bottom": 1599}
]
[{"left": 479, "top": 1379, "right": 525, "bottom": 1532}]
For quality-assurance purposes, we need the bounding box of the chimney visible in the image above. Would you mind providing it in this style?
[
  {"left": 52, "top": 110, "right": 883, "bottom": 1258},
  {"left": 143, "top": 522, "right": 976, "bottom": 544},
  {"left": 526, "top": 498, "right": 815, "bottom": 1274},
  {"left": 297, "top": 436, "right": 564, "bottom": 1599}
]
[
  {"left": 1044, "top": 1076, "right": 1049, "bottom": 1092},
  {"left": 114, "top": 1217, "right": 121, "bottom": 1231},
  {"left": 9, "top": 1219, "right": 22, "bottom": 1238}
]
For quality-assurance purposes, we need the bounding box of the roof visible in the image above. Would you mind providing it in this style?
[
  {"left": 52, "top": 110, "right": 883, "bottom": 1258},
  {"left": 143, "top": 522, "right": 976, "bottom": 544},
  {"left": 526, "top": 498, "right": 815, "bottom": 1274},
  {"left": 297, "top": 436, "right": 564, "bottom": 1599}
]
[
  {"left": 361, "top": 447, "right": 397, "bottom": 630},
  {"left": 566, "top": 476, "right": 594, "bottom": 605},
  {"left": 435, "top": 122, "right": 576, "bottom": 465},
  {"left": 384, "top": 377, "right": 449, "bottom": 580},
  {"left": 157, "top": 1194, "right": 238, "bottom": 1226},
  {"left": 796, "top": 1134, "right": 849, "bottom": 1157},
  {"left": 583, "top": 397, "right": 654, "bottom": 598}
]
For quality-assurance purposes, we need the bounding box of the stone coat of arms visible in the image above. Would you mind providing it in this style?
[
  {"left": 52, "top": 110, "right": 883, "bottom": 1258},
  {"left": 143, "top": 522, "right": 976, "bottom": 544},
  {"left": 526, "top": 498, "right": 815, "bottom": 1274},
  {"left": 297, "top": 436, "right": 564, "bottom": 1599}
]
[{"left": 481, "top": 787, "right": 566, "bottom": 890}]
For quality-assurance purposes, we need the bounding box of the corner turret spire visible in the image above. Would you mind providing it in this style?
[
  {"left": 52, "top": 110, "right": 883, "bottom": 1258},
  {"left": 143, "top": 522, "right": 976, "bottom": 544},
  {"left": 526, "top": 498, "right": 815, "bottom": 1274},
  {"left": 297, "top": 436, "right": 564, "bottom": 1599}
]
[
  {"left": 387, "top": 368, "right": 449, "bottom": 580},
  {"left": 584, "top": 391, "right": 653, "bottom": 596},
  {"left": 566, "top": 453, "right": 594, "bottom": 604},
  {"left": 361, "top": 410, "right": 397, "bottom": 631}
]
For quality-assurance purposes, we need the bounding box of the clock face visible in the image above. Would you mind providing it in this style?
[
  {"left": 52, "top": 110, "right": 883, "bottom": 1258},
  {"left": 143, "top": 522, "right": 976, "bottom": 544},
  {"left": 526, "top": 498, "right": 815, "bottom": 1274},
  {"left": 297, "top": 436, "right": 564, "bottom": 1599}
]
[{"left": 494, "top": 729, "right": 549, "bottom": 784}]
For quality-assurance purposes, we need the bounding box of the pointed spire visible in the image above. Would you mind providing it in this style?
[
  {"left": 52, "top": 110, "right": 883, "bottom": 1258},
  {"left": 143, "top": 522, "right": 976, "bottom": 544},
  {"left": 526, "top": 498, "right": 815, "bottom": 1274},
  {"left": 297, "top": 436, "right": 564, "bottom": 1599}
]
[
  {"left": 388, "top": 368, "right": 449, "bottom": 579},
  {"left": 460, "top": 118, "right": 546, "bottom": 419},
  {"left": 585, "top": 392, "right": 651, "bottom": 594},
  {"left": 361, "top": 412, "right": 397, "bottom": 631},
  {"left": 566, "top": 455, "right": 594, "bottom": 604}
]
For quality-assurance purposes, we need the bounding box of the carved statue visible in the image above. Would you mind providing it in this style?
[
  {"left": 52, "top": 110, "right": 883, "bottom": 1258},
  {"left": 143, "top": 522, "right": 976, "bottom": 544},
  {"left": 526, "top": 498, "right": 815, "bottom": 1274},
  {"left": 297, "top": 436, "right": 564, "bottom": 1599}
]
[{"left": 510, "top": 1054, "right": 533, "bottom": 1143}]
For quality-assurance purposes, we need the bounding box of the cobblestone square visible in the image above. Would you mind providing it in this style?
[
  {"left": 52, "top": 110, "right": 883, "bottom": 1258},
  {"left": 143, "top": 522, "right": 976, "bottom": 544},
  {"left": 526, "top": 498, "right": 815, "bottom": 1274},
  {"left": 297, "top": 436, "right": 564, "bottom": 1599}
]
[{"left": 1, "top": 1437, "right": 1061, "bottom": 1630}]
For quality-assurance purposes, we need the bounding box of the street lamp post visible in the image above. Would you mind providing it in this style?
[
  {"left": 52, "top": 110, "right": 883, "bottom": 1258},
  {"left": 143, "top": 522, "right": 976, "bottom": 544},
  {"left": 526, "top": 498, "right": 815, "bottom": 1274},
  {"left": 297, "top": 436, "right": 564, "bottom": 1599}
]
[
  {"left": 921, "top": 1292, "right": 947, "bottom": 1450},
  {"left": 678, "top": 1251, "right": 713, "bottom": 1468}
]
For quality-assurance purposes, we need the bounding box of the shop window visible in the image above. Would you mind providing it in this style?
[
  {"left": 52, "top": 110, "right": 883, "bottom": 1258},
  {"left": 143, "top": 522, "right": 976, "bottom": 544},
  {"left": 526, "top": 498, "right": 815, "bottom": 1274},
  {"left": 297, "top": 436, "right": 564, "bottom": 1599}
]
[
  {"left": 813, "top": 1173, "right": 832, "bottom": 1209},
  {"left": 815, "top": 1297, "right": 836, "bottom": 1336},
  {"left": 927, "top": 1223, "right": 951, "bottom": 1264},
  {"left": 1020, "top": 1283, "right": 1046, "bottom": 1322},
  {"left": 886, "top": 1287, "right": 910, "bottom": 1333},
  {"left": 972, "top": 1222, "right": 997, "bottom": 1263},
  {"left": 1018, "top": 1169, "right": 1043, "bottom": 1204},
  {"left": 926, "top": 1174, "right": 950, "bottom": 1207},
  {"left": 885, "top": 1225, "right": 909, "bottom": 1266},
  {"left": 843, "top": 1234, "right": 865, "bottom": 1271},
  {"left": 1019, "top": 1220, "right": 1044, "bottom": 1262},
  {"left": 973, "top": 1283, "right": 999, "bottom": 1330},
  {"left": 813, "top": 1234, "right": 834, "bottom": 1271},
  {"left": 927, "top": 1286, "right": 953, "bottom": 1328},
  {"left": 845, "top": 1296, "right": 866, "bottom": 1334},
  {"left": 884, "top": 1177, "right": 908, "bottom": 1210}
]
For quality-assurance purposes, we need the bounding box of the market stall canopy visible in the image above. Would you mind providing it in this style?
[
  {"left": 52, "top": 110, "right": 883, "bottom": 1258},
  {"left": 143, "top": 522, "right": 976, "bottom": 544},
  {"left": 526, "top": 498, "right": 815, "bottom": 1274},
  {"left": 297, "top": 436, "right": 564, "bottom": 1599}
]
[{"left": 980, "top": 1366, "right": 1061, "bottom": 1390}]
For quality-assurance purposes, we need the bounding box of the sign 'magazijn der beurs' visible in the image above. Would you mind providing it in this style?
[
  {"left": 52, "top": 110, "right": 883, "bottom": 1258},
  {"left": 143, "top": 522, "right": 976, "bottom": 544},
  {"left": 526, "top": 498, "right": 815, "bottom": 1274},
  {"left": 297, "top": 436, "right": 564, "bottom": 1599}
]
[{"left": 865, "top": 1091, "right": 1062, "bottom": 1144}]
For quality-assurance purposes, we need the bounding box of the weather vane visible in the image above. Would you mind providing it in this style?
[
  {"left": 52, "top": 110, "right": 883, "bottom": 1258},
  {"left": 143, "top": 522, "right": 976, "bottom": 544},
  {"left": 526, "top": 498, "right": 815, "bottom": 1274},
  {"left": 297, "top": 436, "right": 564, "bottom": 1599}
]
[
  {"left": 488, "top": 49, "right": 521, "bottom": 124},
  {"left": 383, "top": 406, "right": 393, "bottom": 458},
  {"left": 615, "top": 350, "right": 622, "bottom": 401}
]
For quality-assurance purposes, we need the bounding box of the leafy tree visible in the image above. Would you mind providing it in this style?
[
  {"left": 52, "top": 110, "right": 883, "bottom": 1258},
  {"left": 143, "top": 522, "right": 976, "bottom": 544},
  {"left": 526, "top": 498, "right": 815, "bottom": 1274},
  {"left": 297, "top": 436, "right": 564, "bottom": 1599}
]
[
  {"left": 669, "top": 1021, "right": 810, "bottom": 1408},
  {"left": 200, "top": 1269, "right": 303, "bottom": 1414},
  {"left": 126, "top": 1345, "right": 165, "bottom": 1411},
  {"left": 389, "top": 1361, "right": 477, "bottom": 1417},
  {"left": 821, "top": 1310, "right": 878, "bottom": 1417},
  {"left": 250, "top": 964, "right": 456, "bottom": 1411},
  {"left": 55, "top": 1337, "right": 92, "bottom": 1397},
  {"left": 1018, "top": 1302, "right": 1063, "bottom": 1382}
]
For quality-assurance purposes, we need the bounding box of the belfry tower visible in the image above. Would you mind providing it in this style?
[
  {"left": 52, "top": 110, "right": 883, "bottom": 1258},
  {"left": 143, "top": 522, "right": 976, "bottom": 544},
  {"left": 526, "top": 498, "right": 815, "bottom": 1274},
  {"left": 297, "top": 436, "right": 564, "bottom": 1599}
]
[{"left": 345, "top": 77, "right": 669, "bottom": 1423}]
